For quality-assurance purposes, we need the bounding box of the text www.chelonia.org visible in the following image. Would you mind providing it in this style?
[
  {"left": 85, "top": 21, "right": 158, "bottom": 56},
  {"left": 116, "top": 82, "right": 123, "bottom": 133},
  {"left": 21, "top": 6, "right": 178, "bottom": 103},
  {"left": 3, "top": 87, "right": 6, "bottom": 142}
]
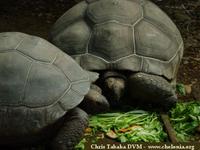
[
  {"left": 147, "top": 144, "right": 195, "bottom": 150},
  {"left": 89, "top": 143, "right": 196, "bottom": 150}
]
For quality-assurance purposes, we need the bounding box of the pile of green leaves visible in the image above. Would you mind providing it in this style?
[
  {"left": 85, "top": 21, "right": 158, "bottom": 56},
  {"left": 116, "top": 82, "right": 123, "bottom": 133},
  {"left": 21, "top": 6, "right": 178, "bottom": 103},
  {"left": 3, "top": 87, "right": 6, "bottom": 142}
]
[
  {"left": 170, "top": 101, "right": 200, "bottom": 142},
  {"left": 89, "top": 110, "right": 167, "bottom": 142}
]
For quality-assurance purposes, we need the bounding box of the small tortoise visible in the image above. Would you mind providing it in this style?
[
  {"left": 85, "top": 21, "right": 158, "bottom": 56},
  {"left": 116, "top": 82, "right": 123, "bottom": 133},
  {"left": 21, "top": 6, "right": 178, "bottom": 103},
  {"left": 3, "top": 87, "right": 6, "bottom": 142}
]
[
  {"left": 50, "top": 0, "right": 184, "bottom": 111},
  {"left": 0, "top": 32, "right": 99, "bottom": 150}
]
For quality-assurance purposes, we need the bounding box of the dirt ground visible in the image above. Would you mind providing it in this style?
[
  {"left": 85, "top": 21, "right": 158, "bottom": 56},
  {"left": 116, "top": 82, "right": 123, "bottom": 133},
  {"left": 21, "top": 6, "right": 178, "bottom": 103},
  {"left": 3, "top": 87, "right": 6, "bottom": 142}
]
[{"left": 0, "top": 0, "right": 200, "bottom": 100}]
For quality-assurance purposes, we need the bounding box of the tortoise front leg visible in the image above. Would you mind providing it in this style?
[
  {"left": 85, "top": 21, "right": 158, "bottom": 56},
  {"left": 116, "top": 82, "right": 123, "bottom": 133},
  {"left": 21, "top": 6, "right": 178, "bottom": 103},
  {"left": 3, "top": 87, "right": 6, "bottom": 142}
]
[
  {"left": 128, "top": 72, "right": 177, "bottom": 111},
  {"left": 79, "top": 84, "right": 110, "bottom": 114},
  {"left": 51, "top": 108, "right": 88, "bottom": 150}
]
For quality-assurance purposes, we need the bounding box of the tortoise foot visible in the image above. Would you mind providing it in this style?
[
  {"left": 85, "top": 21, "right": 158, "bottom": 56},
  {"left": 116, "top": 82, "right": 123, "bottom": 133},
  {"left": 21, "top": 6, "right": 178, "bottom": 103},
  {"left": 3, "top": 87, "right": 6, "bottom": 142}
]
[
  {"left": 51, "top": 108, "right": 88, "bottom": 150},
  {"left": 128, "top": 72, "right": 177, "bottom": 111}
]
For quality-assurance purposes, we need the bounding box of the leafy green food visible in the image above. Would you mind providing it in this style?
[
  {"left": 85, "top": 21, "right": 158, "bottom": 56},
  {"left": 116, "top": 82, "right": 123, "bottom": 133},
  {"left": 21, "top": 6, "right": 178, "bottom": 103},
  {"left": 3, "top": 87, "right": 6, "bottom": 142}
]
[
  {"left": 76, "top": 101, "right": 200, "bottom": 148},
  {"left": 75, "top": 138, "right": 86, "bottom": 150},
  {"left": 176, "top": 83, "right": 186, "bottom": 96},
  {"left": 170, "top": 101, "right": 200, "bottom": 142},
  {"left": 89, "top": 110, "right": 167, "bottom": 142}
]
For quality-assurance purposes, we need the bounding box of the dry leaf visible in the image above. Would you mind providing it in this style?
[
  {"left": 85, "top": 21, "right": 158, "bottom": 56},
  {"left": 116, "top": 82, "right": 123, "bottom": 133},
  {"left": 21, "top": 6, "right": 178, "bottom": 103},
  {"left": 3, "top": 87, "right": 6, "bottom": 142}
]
[
  {"left": 97, "top": 133, "right": 104, "bottom": 139},
  {"left": 106, "top": 130, "right": 118, "bottom": 139},
  {"left": 119, "top": 125, "right": 142, "bottom": 133},
  {"left": 85, "top": 127, "right": 92, "bottom": 133}
]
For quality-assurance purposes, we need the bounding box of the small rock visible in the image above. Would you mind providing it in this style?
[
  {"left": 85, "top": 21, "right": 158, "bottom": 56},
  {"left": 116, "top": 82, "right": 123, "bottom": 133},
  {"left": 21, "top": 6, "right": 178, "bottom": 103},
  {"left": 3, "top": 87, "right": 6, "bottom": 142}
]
[
  {"left": 183, "top": 60, "right": 189, "bottom": 65},
  {"left": 38, "top": 13, "right": 42, "bottom": 17},
  {"left": 184, "top": 84, "right": 192, "bottom": 95},
  {"left": 192, "top": 82, "right": 200, "bottom": 100}
]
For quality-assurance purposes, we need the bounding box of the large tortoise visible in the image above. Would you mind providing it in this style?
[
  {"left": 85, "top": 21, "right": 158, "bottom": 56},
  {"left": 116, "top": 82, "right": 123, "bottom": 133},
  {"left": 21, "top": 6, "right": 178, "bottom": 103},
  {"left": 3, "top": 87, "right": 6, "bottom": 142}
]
[
  {"left": 0, "top": 32, "right": 97, "bottom": 150},
  {"left": 50, "top": 0, "right": 184, "bottom": 111}
]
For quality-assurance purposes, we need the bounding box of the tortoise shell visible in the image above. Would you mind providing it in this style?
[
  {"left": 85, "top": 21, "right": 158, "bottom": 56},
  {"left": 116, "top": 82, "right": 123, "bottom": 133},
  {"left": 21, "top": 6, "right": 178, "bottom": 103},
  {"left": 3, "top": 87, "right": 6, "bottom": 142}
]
[
  {"left": 50, "top": 0, "right": 184, "bottom": 80},
  {"left": 0, "top": 32, "right": 90, "bottom": 137}
]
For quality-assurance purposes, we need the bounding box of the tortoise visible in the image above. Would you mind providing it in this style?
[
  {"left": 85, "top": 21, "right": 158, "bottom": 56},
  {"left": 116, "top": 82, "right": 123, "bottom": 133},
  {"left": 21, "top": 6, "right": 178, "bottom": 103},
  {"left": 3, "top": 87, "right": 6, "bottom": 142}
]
[
  {"left": 0, "top": 32, "right": 108, "bottom": 150},
  {"left": 49, "top": 0, "right": 184, "bottom": 111}
]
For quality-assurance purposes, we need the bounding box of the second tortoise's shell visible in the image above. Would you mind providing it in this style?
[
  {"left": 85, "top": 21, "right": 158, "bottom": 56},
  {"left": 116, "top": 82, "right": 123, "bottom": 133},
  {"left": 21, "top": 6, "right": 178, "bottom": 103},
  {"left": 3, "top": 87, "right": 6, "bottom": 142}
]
[
  {"left": 0, "top": 32, "right": 90, "bottom": 137},
  {"left": 50, "top": 0, "right": 184, "bottom": 80}
]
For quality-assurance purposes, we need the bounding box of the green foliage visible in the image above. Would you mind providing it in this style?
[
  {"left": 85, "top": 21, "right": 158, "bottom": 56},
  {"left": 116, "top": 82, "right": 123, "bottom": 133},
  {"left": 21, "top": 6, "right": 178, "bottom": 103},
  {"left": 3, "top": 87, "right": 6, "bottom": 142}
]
[
  {"left": 89, "top": 110, "right": 167, "bottom": 142},
  {"left": 170, "top": 101, "right": 200, "bottom": 142},
  {"left": 75, "top": 138, "right": 86, "bottom": 150},
  {"left": 76, "top": 101, "right": 200, "bottom": 148},
  {"left": 176, "top": 83, "right": 186, "bottom": 96}
]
